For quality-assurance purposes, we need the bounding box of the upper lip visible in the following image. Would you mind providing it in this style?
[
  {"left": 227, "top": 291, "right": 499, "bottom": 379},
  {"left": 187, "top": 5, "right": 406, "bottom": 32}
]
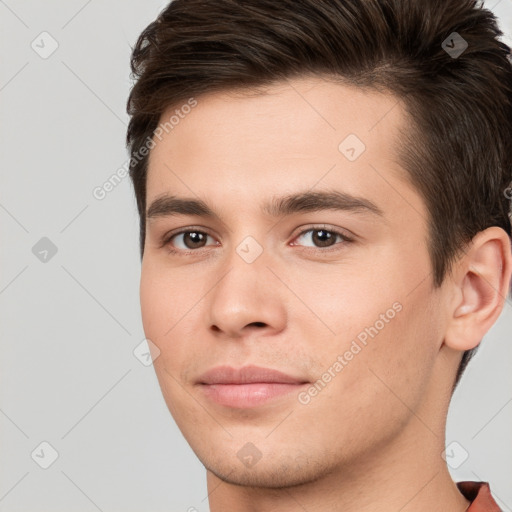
[{"left": 197, "top": 365, "right": 309, "bottom": 385}]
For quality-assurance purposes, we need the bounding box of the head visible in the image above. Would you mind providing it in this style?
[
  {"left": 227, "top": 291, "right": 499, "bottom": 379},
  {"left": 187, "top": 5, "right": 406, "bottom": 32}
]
[{"left": 126, "top": 0, "right": 512, "bottom": 489}]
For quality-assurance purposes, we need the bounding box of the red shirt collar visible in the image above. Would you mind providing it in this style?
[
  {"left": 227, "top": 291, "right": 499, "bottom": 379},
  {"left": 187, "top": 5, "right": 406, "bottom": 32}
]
[{"left": 457, "top": 481, "right": 502, "bottom": 511}]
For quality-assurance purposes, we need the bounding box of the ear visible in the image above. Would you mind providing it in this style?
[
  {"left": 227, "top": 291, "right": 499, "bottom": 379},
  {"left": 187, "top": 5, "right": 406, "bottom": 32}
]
[{"left": 444, "top": 227, "right": 512, "bottom": 351}]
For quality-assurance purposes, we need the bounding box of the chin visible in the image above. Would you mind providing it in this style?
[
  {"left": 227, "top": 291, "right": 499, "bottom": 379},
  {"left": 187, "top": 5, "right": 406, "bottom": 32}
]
[{"left": 203, "top": 454, "right": 330, "bottom": 489}]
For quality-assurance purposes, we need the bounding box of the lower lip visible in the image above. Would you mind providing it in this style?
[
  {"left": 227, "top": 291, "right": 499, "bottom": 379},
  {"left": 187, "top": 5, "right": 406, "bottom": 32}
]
[{"left": 199, "top": 382, "right": 308, "bottom": 408}]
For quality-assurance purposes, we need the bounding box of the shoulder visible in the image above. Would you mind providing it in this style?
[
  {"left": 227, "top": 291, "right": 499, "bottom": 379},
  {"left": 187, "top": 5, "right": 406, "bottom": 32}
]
[{"left": 456, "top": 481, "right": 502, "bottom": 511}]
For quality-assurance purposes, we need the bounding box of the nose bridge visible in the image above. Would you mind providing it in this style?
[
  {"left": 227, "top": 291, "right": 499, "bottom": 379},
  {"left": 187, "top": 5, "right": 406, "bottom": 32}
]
[
  {"left": 214, "top": 232, "right": 271, "bottom": 308},
  {"left": 205, "top": 232, "right": 286, "bottom": 336}
]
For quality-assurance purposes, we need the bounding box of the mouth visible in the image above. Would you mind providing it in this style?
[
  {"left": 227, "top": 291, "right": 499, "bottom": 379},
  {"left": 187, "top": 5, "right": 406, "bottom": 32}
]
[{"left": 196, "top": 365, "right": 310, "bottom": 408}]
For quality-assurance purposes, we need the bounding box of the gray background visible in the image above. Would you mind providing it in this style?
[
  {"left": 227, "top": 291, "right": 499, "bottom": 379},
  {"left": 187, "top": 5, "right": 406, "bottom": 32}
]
[{"left": 0, "top": 1, "right": 511, "bottom": 510}]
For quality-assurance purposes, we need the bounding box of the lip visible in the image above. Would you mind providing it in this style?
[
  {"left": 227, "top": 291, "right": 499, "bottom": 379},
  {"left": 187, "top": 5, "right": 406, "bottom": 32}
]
[{"left": 196, "top": 365, "right": 309, "bottom": 408}]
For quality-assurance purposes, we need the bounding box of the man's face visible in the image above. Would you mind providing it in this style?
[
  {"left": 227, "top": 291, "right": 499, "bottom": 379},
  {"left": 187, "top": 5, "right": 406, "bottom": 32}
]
[{"left": 140, "top": 76, "right": 450, "bottom": 487}]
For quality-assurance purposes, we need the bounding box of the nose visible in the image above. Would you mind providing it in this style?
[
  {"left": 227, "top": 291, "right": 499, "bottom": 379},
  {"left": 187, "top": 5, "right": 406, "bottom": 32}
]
[{"left": 206, "top": 249, "right": 287, "bottom": 340}]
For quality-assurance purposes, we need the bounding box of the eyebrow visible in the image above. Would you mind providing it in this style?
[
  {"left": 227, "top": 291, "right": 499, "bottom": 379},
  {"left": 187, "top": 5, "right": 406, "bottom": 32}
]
[{"left": 146, "top": 189, "right": 384, "bottom": 221}]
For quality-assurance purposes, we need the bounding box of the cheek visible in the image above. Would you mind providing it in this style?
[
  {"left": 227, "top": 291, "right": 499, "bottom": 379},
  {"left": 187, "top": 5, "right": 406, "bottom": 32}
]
[
  {"left": 287, "top": 263, "right": 401, "bottom": 355},
  {"left": 351, "top": 288, "right": 442, "bottom": 413},
  {"left": 305, "top": 304, "right": 438, "bottom": 452},
  {"left": 140, "top": 265, "right": 183, "bottom": 358},
  {"left": 140, "top": 272, "right": 167, "bottom": 337},
  {"left": 140, "top": 260, "right": 191, "bottom": 332},
  {"left": 299, "top": 266, "right": 440, "bottom": 412},
  {"left": 140, "top": 264, "right": 202, "bottom": 376},
  {"left": 140, "top": 267, "right": 197, "bottom": 420}
]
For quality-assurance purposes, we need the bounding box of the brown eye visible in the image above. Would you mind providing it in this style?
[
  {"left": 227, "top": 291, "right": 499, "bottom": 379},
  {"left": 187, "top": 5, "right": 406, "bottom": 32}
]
[
  {"left": 294, "top": 227, "right": 352, "bottom": 249},
  {"left": 311, "top": 229, "right": 336, "bottom": 247},
  {"left": 166, "top": 230, "right": 215, "bottom": 252},
  {"left": 180, "top": 231, "right": 208, "bottom": 249}
]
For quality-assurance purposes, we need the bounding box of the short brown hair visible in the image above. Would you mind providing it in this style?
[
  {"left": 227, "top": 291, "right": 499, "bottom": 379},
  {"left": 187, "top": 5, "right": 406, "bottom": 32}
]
[{"left": 126, "top": 0, "right": 512, "bottom": 390}]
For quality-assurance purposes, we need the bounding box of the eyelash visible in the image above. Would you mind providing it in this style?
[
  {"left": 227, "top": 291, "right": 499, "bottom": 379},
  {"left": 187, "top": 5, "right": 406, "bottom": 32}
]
[{"left": 160, "top": 225, "right": 354, "bottom": 255}]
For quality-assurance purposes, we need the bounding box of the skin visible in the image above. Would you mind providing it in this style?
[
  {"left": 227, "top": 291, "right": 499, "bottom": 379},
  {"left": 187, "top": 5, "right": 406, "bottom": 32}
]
[{"left": 140, "top": 75, "right": 511, "bottom": 511}]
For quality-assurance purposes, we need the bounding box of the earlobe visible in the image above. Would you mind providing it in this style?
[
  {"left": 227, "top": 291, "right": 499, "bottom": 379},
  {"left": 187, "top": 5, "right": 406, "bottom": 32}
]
[{"left": 444, "top": 227, "right": 512, "bottom": 352}]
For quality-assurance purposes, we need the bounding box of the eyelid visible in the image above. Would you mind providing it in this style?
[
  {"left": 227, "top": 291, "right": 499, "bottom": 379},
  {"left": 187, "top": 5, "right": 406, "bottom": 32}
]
[{"left": 292, "top": 224, "right": 354, "bottom": 241}]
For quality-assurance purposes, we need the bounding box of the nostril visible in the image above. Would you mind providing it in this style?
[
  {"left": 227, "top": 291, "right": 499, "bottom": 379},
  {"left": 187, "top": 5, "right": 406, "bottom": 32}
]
[{"left": 249, "top": 322, "right": 266, "bottom": 328}]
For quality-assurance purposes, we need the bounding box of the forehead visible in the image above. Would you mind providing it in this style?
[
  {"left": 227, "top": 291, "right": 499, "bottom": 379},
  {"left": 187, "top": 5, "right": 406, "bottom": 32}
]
[
  {"left": 145, "top": 75, "right": 423, "bottom": 224},
  {"left": 150, "top": 75, "right": 406, "bottom": 160}
]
